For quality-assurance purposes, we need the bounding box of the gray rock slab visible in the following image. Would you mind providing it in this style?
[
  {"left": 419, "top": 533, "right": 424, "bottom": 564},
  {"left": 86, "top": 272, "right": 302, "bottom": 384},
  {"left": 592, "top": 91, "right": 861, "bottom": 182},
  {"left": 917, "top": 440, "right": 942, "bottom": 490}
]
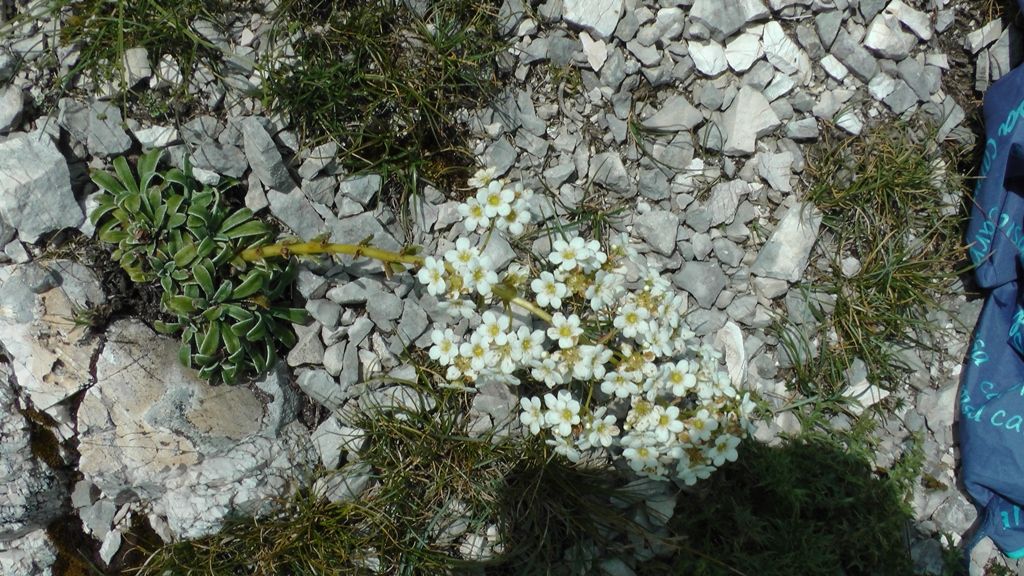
[
  {"left": 562, "top": 0, "right": 623, "bottom": 39},
  {"left": 367, "top": 292, "right": 403, "bottom": 330},
  {"left": 191, "top": 141, "right": 247, "bottom": 178},
  {"left": 0, "top": 84, "right": 23, "bottom": 133},
  {"left": 831, "top": 28, "right": 879, "bottom": 82},
  {"left": 336, "top": 174, "right": 381, "bottom": 207},
  {"left": 287, "top": 322, "right": 325, "bottom": 367},
  {"left": 633, "top": 210, "right": 679, "bottom": 256},
  {"left": 0, "top": 133, "right": 83, "bottom": 243},
  {"left": 750, "top": 202, "right": 821, "bottom": 282},
  {"left": 57, "top": 99, "right": 132, "bottom": 158},
  {"left": 690, "top": 0, "right": 768, "bottom": 41},
  {"left": 297, "top": 368, "right": 347, "bottom": 410},
  {"left": 672, "top": 262, "right": 727, "bottom": 309},
  {"left": 721, "top": 86, "right": 780, "bottom": 156},
  {"left": 132, "top": 125, "right": 179, "bottom": 148},
  {"left": 240, "top": 116, "right": 295, "bottom": 191},
  {"left": 965, "top": 19, "right": 1001, "bottom": 54},
  {"left": 863, "top": 14, "right": 917, "bottom": 60},
  {"left": 267, "top": 188, "right": 325, "bottom": 240},
  {"left": 641, "top": 95, "right": 703, "bottom": 131},
  {"left": 707, "top": 180, "right": 750, "bottom": 227},
  {"left": 757, "top": 151, "right": 794, "bottom": 192},
  {"left": 77, "top": 319, "right": 314, "bottom": 539},
  {"left": 0, "top": 370, "right": 65, "bottom": 540},
  {"left": 815, "top": 10, "right": 842, "bottom": 49},
  {"left": 590, "top": 150, "right": 631, "bottom": 194},
  {"left": 326, "top": 212, "right": 401, "bottom": 253}
]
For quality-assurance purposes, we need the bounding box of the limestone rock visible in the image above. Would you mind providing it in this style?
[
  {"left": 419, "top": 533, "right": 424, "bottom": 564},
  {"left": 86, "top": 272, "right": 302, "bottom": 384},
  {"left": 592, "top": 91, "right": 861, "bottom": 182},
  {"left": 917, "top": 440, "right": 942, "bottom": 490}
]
[
  {"left": 720, "top": 86, "right": 780, "bottom": 156},
  {"left": 750, "top": 202, "right": 821, "bottom": 282},
  {"left": 0, "top": 132, "right": 84, "bottom": 243},
  {"left": 77, "top": 320, "right": 314, "bottom": 540},
  {"left": 0, "top": 365, "right": 65, "bottom": 540},
  {"left": 562, "top": 0, "right": 623, "bottom": 39},
  {"left": 690, "top": 0, "right": 769, "bottom": 41},
  {"left": 240, "top": 116, "right": 295, "bottom": 191},
  {"left": 58, "top": 99, "right": 132, "bottom": 158},
  {"left": 0, "top": 261, "right": 104, "bottom": 416}
]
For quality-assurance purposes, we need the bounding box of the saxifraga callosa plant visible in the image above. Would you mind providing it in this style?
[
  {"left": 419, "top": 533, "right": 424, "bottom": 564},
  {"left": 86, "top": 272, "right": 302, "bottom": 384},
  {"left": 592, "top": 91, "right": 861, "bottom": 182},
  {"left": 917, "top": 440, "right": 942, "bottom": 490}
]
[
  {"left": 90, "top": 148, "right": 309, "bottom": 384},
  {"left": 90, "top": 150, "right": 759, "bottom": 484}
]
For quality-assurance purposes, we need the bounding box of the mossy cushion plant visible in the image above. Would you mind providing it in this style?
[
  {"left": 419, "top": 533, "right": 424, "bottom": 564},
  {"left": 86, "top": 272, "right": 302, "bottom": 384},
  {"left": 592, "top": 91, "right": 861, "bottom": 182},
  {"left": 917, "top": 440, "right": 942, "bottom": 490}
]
[{"left": 90, "top": 149, "right": 309, "bottom": 383}]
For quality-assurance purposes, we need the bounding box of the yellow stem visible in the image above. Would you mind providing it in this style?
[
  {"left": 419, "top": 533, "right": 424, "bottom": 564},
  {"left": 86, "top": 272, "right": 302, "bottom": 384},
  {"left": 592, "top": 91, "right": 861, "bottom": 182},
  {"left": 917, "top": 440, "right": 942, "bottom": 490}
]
[
  {"left": 510, "top": 296, "right": 553, "bottom": 324},
  {"left": 239, "top": 242, "right": 426, "bottom": 266}
]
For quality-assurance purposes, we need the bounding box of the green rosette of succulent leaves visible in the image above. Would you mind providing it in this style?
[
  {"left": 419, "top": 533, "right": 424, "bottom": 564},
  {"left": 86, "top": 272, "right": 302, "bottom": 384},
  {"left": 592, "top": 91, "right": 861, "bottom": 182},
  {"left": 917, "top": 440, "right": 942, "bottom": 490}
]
[{"left": 89, "top": 149, "right": 310, "bottom": 384}]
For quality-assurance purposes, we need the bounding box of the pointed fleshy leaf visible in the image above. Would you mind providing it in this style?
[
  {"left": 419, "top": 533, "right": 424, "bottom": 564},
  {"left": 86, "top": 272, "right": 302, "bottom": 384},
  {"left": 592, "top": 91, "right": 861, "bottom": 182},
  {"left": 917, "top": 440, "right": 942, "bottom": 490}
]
[
  {"left": 91, "top": 170, "right": 127, "bottom": 195},
  {"left": 231, "top": 317, "right": 256, "bottom": 336},
  {"left": 245, "top": 318, "right": 266, "bottom": 342},
  {"left": 173, "top": 242, "right": 198, "bottom": 268},
  {"left": 211, "top": 280, "right": 233, "bottom": 303},
  {"left": 89, "top": 196, "right": 118, "bottom": 225},
  {"left": 219, "top": 208, "right": 254, "bottom": 233},
  {"left": 192, "top": 260, "right": 215, "bottom": 298},
  {"left": 199, "top": 321, "right": 221, "bottom": 357},
  {"left": 271, "top": 307, "right": 309, "bottom": 324},
  {"left": 223, "top": 220, "right": 268, "bottom": 240},
  {"left": 153, "top": 320, "right": 181, "bottom": 335},
  {"left": 137, "top": 149, "right": 161, "bottom": 192},
  {"left": 179, "top": 343, "right": 192, "bottom": 368},
  {"left": 231, "top": 271, "right": 264, "bottom": 299},
  {"left": 113, "top": 156, "right": 139, "bottom": 196},
  {"left": 222, "top": 326, "right": 241, "bottom": 355},
  {"left": 167, "top": 295, "right": 197, "bottom": 315}
]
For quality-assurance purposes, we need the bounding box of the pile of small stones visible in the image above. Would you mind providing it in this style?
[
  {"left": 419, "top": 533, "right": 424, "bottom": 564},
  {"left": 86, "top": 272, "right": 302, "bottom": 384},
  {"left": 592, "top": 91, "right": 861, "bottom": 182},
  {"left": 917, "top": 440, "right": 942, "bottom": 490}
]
[{"left": 0, "top": 0, "right": 1011, "bottom": 574}]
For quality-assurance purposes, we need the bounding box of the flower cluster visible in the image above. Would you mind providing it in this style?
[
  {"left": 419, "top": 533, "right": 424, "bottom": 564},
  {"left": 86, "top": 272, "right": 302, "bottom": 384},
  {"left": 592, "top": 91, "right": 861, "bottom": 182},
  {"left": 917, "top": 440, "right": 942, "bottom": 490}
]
[
  {"left": 458, "top": 167, "right": 534, "bottom": 235},
  {"left": 416, "top": 167, "right": 757, "bottom": 483}
]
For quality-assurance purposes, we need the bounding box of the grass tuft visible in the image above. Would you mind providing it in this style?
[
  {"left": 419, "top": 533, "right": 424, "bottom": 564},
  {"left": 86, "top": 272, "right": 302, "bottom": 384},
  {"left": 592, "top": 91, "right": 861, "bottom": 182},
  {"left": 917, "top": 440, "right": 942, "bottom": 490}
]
[
  {"left": 261, "top": 0, "right": 506, "bottom": 193},
  {"left": 776, "top": 119, "right": 968, "bottom": 401}
]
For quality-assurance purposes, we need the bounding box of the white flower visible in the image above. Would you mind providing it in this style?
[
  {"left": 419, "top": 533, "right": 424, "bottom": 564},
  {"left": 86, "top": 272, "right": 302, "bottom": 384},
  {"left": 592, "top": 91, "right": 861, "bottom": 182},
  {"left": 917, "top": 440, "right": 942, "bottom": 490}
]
[
  {"left": 468, "top": 167, "right": 497, "bottom": 189},
  {"left": 439, "top": 298, "right": 476, "bottom": 320},
  {"left": 547, "top": 312, "right": 582, "bottom": 349},
  {"left": 478, "top": 180, "right": 514, "bottom": 219},
  {"left": 531, "top": 271, "right": 568, "bottom": 309},
  {"left": 586, "top": 270, "right": 624, "bottom": 311},
  {"left": 498, "top": 206, "right": 531, "bottom": 235},
  {"left": 444, "top": 237, "right": 478, "bottom": 270},
  {"left": 519, "top": 396, "right": 544, "bottom": 435},
  {"left": 613, "top": 302, "right": 650, "bottom": 339},
  {"left": 460, "top": 331, "right": 495, "bottom": 373},
  {"left": 530, "top": 357, "right": 564, "bottom": 388},
  {"left": 622, "top": 435, "right": 661, "bottom": 472},
  {"left": 416, "top": 256, "right": 446, "bottom": 296},
  {"left": 652, "top": 405, "right": 685, "bottom": 443},
  {"left": 600, "top": 371, "right": 641, "bottom": 399},
  {"left": 706, "top": 433, "right": 740, "bottom": 466},
  {"left": 688, "top": 408, "right": 719, "bottom": 442},
  {"left": 478, "top": 310, "right": 511, "bottom": 346},
  {"left": 546, "top": 434, "right": 582, "bottom": 462},
  {"left": 677, "top": 461, "right": 715, "bottom": 486},
  {"left": 428, "top": 328, "right": 458, "bottom": 365},
  {"left": 548, "top": 236, "right": 589, "bottom": 271},
  {"left": 582, "top": 407, "right": 619, "bottom": 448},
  {"left": 466, "top": 256, "right": 499, "bottom": 298},
  {"left": 662, "top": 359, "right": 697, "bottom": 396},
  {"left": 544, "top": 390, "right": 581, "bottom": 437},
  {"left": 459, "top": 197, "right": 490, "bottom": 231},
  {"left": 519, "top": 328, "right": 547, "bottom": 362}
]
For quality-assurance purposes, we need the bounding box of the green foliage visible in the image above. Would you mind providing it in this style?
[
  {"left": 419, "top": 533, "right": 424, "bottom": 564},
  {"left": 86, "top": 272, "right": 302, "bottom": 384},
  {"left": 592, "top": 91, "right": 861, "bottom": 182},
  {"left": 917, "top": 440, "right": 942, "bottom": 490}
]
[
  {"left": 777, "top": 119, "right": 968, "bottom": 400},
  {"left": 90, "top": 150, "right": 309, "bottom": 383},
  {"left": 261, "top": 0, "right": 505, "bottom": 190}
]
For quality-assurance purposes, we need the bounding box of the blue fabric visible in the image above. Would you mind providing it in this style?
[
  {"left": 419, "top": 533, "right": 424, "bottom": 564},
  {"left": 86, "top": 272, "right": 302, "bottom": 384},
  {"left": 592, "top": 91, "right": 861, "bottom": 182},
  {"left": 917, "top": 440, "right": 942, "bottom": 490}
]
[{"left": 961, "top": 10, "right": 1024, "bottom": 558}]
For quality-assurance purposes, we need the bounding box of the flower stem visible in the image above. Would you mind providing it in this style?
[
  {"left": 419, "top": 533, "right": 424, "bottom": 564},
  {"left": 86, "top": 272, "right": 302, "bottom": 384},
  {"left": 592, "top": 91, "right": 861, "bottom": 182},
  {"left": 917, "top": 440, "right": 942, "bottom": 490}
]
[
  {"left": 239, "top": 242, "right": 425, "bottom": 266},
  {"left": 510, "top": 296, "right": 553, "bottom": 324}
]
